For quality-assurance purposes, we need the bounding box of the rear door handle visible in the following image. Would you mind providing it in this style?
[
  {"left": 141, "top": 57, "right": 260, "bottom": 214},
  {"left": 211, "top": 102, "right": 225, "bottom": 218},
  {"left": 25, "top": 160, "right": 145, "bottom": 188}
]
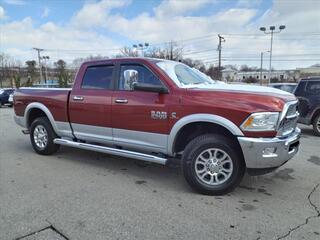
[
  {"left": 115, "top": 99, "right": 128, "bottom": 104},
  {"left": 73, "top": 96, "right": 84, "bottom": 101}
]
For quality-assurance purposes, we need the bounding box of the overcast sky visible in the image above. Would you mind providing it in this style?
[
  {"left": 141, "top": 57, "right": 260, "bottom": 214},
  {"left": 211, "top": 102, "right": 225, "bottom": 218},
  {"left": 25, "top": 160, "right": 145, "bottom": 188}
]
[{"left": 0, "top": 0, "right": 320, "bottom": 69}]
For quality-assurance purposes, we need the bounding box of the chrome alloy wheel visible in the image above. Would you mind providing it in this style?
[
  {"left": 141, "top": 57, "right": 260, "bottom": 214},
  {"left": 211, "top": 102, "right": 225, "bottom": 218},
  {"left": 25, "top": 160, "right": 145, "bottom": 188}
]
[
  {"left": 317, "top": 118, "right": 320, "bottom": 132},
  {"left": 33, "top": 125, "right": 48, "bottom": 149},
  {"left": 194, "top": 148, "right": 233, "bottom": 186}
]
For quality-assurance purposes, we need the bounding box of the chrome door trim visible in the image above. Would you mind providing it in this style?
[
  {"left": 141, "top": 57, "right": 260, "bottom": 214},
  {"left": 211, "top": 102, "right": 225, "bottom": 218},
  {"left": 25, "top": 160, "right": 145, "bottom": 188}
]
[
  {"left": 113, "top": 128, "right": 167, "bottom": 153},
  {"left": 71, "top": 123, "right": 113, "bottom": 145}
]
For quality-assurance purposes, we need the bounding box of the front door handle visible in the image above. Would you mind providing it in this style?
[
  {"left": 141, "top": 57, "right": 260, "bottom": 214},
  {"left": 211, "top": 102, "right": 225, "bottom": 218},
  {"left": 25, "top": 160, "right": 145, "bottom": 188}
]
[
  {"left": 115, "top": 99, "right": 128, "bottom": 104},
  {"left": 73, "top": 96, "right": 84, "bottom": 101}
]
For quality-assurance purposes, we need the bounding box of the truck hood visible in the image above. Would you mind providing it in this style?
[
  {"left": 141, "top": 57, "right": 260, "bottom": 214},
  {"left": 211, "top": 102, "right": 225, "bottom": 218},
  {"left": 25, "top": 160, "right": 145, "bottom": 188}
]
[
  {"left": 184, "top": 83, "right": 293, "bottom": 98},
  {"left": 184, "top": 83, "right": 297, "bottom": 114}
]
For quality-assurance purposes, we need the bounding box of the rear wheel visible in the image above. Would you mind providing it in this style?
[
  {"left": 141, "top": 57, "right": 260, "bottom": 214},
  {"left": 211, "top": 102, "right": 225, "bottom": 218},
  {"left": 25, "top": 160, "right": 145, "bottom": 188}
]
[
  {"left": 182, "top": 134, "right": 245, "bottom": 195},
  {"left": 312, "top": 113, "right": 320, "bottom": 136},
  {"left": 30, "top": 117, "right": 60, "bottom": 155}
]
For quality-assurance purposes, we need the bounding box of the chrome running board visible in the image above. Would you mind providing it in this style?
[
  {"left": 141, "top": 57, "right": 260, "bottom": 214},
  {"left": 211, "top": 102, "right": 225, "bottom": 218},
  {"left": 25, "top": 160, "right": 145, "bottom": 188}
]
[{"left": 53, "top": 138, "right": 168, "bottom": 165}]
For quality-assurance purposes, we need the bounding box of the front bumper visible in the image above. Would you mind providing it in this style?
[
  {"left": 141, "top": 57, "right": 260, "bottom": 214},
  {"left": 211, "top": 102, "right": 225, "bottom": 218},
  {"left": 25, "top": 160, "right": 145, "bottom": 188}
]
[{"left": 238, "top": 128, "right": 300, "bottom": 169}]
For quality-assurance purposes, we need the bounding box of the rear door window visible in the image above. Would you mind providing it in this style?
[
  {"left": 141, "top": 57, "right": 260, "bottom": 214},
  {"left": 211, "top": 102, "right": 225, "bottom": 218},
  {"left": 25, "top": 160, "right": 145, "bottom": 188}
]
[{"left": 82, "top": 65, "right": 114, "bottom": 90}]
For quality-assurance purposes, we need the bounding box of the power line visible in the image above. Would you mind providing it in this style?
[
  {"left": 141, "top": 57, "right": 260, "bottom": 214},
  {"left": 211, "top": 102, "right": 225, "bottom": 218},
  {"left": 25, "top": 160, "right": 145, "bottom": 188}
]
[
  {"left": 222, "top": 59, "right": 320, "bottom": 62},
  {"left": 44, "top": 48, "right": 121, "bottom": 52}
]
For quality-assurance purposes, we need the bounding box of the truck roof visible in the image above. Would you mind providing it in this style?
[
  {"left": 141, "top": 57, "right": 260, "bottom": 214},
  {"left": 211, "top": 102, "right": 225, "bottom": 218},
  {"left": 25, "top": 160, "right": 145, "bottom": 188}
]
[{"left": 81, "top": 57, "right": 178, "bottom": 65}]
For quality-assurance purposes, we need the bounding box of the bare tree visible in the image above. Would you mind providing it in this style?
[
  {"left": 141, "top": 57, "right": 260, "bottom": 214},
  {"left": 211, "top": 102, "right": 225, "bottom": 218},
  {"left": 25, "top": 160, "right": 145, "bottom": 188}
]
[
  {"left": 25, "top": 60, "right": 37, "bottom": 86},
  {"left": 0, "top": 53, "right": 24, "bottom": 87},
  {"left": 240, "top": 65, "right": 258, "bottom": 72},
  {"left": 117, "top": 47, "right": 138, "bottom": 57},
  {"left": 71, "top": 55, "right": 109, "bottom": 69},
  {"left": 117, "top": 41, "right": 183, "bottom": 61},
  {"left": 54, "top": 59, "right": 71, "bottom": 87},
  {"left": 205, "top": 65, "right": 222, "bottom": 80}
]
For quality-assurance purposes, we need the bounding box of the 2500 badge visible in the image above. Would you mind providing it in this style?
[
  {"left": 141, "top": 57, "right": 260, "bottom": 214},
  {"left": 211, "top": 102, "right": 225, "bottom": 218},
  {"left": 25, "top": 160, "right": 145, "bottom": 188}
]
[{"left": 151, "top": 111, "right": 167, "bottom": 120}]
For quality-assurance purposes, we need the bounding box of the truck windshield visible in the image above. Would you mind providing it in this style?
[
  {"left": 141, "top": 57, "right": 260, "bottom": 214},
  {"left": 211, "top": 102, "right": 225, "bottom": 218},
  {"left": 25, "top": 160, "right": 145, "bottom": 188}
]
[{"left": 156, "top": 61, "right": 217, "bottom": 87}]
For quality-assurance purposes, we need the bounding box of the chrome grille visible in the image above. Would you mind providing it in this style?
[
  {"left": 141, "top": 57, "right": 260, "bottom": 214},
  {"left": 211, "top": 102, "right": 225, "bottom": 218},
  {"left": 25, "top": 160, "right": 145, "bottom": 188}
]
[{"left": 278, "top": 101, "right": 299, "bottom": 136}]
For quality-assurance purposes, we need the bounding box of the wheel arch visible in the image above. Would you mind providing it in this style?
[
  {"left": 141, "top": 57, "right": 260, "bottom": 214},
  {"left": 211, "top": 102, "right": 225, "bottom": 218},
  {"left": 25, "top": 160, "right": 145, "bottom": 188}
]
[
  {"left": 311, "top": 107, "right": 320, "bottom": 123},
  {"left": 168, "top": 114, "right": 244, "bottom": 156},
  {"left": 25, "top": 102, "right": 60, "bottom": 136}
]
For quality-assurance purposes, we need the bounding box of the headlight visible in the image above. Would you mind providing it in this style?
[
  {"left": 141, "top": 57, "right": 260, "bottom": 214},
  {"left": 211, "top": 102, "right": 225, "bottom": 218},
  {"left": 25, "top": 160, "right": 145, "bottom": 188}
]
[{"left": 240, "top": 112, "right": 279, "bottom": 131}]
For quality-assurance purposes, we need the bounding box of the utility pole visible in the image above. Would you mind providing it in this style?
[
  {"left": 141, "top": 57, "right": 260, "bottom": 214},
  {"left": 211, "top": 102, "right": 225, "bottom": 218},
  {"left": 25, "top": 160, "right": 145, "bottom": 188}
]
[
  {"left": 33, "top": 47, "right": 44, "bottom": 83},
  {"left": 259, "top": 25, "right": 286, "bottom": 84},
  {"left": 217, "top": 34, "right": 225, "bottom": 80},
  {"left": 0, "top": 58, "right": 3, "bottom": 88},
  {"left": 170, "top": 40, "right": 173, "bottom": 60}
]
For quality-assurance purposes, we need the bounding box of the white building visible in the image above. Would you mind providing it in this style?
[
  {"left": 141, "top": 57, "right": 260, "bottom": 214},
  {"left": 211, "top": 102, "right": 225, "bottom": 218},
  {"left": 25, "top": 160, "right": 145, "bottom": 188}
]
[
  {"left": 221, "top": 68, "right": 237, "bottom": 82},
  {"left": 296, "top": 66, "right": 320, "bottom": 76},
  {"left": 221, "top": 69, "right": 288, "bottom": 82},
  {"left": 236, "top": 70, "right": 288, "bottom": 82}
]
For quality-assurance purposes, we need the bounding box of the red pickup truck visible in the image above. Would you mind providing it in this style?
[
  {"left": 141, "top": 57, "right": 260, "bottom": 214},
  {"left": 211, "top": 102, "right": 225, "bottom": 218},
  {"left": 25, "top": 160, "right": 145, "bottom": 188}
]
[{"left": 14, "top": 58, "right": 300, "bottom": 195}]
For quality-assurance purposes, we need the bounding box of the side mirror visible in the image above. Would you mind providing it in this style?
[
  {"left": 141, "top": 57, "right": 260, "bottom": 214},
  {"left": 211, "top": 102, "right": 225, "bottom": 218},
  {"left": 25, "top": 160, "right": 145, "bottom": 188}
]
[
  {"left": 123, "top": 69, "right": 139, "bottom": 90},
  {"left": 133, "top": 82, "right": 169, "bottom": 94}
]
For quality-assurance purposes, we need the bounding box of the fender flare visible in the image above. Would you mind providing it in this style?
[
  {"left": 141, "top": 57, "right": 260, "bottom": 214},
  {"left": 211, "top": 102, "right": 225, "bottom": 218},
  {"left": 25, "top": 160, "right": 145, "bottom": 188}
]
[
  {"left": 25, "top": 102, "right": 60, "bottom": 136},
  {"left": 167, "top": 113, "right": 244, "bottom": 155}
]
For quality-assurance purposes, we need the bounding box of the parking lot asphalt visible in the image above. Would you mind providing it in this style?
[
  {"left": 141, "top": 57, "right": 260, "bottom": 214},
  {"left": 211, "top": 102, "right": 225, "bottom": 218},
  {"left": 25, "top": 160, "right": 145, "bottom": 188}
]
[{"left": 0, "top": 107, "right": 319, "bottom": 240}]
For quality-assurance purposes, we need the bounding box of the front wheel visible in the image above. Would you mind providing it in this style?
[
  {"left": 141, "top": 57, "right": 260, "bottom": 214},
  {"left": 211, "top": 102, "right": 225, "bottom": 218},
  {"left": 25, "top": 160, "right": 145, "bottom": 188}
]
[
  {"left": 30, "top": 117, "right": 60, "bottom": 155},
  {"left": 182, "top": 134, "right": 245, "bottom": 195},
  {"left": 313, "top": 113, "right": 320, "bottom": 136}
]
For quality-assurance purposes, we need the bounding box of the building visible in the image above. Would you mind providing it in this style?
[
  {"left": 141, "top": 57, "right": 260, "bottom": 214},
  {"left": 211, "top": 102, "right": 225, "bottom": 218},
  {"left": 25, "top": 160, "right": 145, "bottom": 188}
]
[
  {"left": 221, "top": 69, "right": 288, "bottom": 83},
  {"left": 221, "top": 68, "right": 237, "bottom": 82},
  {"left": 296, "top": 66, "right": 320, "bottom": 77},
  {"left": 236, "top": 70, "right": 288, "bottom": 82}
]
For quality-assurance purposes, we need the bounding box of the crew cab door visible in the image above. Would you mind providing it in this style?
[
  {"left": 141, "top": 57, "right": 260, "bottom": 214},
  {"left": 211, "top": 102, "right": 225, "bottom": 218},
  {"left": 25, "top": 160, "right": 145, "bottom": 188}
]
[
  {"left": 69, "top": 63, "right": 115, "bottom": 145},
  {"left": 111, "top": 63, "right": 169, "bottom": 154}
]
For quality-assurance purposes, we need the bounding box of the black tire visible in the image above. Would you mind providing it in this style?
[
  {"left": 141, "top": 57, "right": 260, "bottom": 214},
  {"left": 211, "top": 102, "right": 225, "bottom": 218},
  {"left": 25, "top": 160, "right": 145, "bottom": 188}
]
[
  {"left": 181, "top": 134, "right": 245, "bottom": 195},
  {"left": 312, "top": 113, "right": 320, "bottom": 136},
  {"left": 30, "top": 117, "right": 60, "bottom": 155}
]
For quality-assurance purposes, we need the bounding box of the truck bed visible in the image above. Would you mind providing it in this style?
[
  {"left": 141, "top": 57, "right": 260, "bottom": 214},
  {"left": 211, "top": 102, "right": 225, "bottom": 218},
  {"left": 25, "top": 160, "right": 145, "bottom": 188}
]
[{"left": 14, "top": 87, "right": 72, "bottom": 123}]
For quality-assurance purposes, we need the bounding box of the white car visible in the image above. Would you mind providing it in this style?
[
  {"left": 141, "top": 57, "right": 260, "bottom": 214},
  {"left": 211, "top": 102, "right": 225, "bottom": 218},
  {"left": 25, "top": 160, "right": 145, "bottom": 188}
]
[{"left": 8, "top": 93, "right": 14, "bottom": 107}]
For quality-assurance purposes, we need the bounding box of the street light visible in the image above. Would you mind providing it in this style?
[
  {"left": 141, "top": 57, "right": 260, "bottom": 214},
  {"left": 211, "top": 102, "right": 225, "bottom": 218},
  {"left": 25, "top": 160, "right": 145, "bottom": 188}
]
[
  {"left": 260, "top": 25, "right": 286, "bottom": 84},
  {"left": 132, "top": 43, "right": 149, "bottom": 57}
]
